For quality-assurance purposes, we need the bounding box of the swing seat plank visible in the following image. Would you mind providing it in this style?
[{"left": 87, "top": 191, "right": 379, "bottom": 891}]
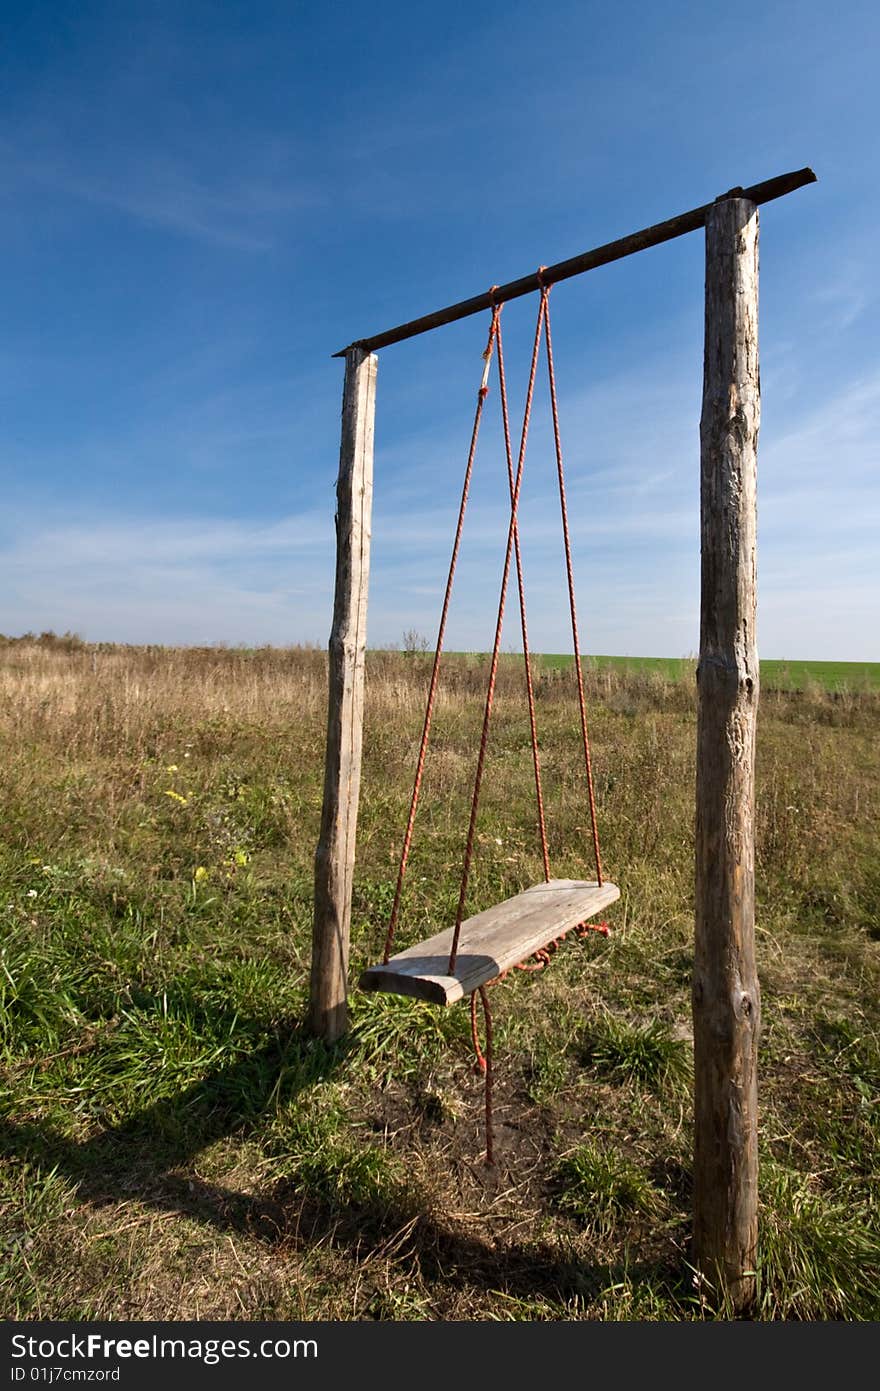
[{"left": 360, "top": 878, "right": 619, "bottom": 1006}]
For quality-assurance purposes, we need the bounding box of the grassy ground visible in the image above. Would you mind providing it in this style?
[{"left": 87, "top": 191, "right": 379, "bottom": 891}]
[{"left": 1, "top": 637, "right": 878, "bottom": 1320}]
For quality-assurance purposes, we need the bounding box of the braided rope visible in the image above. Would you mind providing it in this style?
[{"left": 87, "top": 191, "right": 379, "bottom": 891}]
[
  {"left": 469, "top": 985, "right": 494, "bottom": 1165},
  {"left": 379, "top": 284, "right": 608, "bottom": 1166},
  {"left": 542, "top": 288, "right": 603, "bottom": 885},
  {"left": 495, "top": 320, "right": 551, "bottom": 882},
  {"left": 382, "top": 308, "right": 501, "bottom": 963},
  {"left": 448, "top": 293, "right": 548, "bottom": 974}
]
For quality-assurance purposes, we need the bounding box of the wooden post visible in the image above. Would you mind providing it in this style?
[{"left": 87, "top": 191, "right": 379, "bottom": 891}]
[
  {"left": 693, "top": 196, "right": 761, "bottom": 1312},
  {"left": 310, "top": 346, "right": 377, "bottom": 1042}
]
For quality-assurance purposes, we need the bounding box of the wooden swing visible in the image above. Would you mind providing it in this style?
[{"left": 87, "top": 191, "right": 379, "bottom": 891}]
[
  {"left": 360, "top": 282, "right": 619, "bottom": 1031},
  {"left": 315, "top": 166, "right": 816, "bottom": 1293}
]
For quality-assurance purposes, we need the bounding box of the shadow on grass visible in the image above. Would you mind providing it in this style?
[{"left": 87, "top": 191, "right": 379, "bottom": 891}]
[
  {"left": 0, "top": 1012, "right": 347, "bottom": 1240},
  {"left": 287, "top": 1182, "right": 693, "bottom": 1312},
  {"left": 0, "top": 1008, "right": 692, "bottom": 1310}
]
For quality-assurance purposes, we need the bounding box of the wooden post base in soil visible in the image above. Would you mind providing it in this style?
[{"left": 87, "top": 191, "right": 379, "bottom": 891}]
[
  {"left": 693, "top": 196, "right": 761, "bottom": 1313},
  {"left": 310, "top": 347, "right": 377, "bottom": 1042}
]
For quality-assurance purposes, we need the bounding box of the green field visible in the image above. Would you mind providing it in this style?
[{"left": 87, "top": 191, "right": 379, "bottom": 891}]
[
  {"left": 536, "top": 654, "right": 880, "bottom": 693},
  {"left": 1, "top": 640, "right": 878, "bottom": 1320}
]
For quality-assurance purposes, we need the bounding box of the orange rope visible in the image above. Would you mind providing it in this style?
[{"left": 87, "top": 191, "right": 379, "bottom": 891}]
[
  {"left": 469, "top": 986, "right": 494, "bottom": 1165},
  {"left": 448, "top": 293, "right": 548, "bottom": 975},
  {"left": 511, "top": 917, "right": 609, "bottom": 973},
  {"left": 542, "top": 286, "right": 603, "bottom": 885},
  {"left": 495, "top": 320, "right": 551, "bottom": 882},
  {"left": 379, "top": 285, "right": 607, "bottom": 1166},
  {"left": 383, "top": 308, "right": 501, "bottom": 963}
]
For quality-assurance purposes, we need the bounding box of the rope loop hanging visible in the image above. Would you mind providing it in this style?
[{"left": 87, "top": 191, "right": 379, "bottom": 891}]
[
  {"left": 375, "top": 284, "right": 610, "bottom": 1164},
  {"left": 542, "top": 290, "right": 603, "bottom": 886},
  {"left": 382, "top": 303, "right": 502, "bottom": 964},
  {"left": 494, "top": 306, "right": 551, "bottom": 885},
  {"left": 447, "top": 291, "right": 549, "bottom": 974},
  {"left": 384, "top": 284, "right": 605, "bottom": 971}
]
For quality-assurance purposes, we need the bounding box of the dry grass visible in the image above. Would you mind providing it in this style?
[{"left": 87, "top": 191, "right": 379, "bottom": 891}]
[{"left": 1, "top": 636, "right": 878, "bottom": 1320}]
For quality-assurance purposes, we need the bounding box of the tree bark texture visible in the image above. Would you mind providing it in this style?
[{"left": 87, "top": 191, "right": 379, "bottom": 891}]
[
  {"left": 693, "top": 197, "right": 761, "bottom": 1313},
  {"left": 310, "top": 347, "right": 377, "bottom": 1041}
]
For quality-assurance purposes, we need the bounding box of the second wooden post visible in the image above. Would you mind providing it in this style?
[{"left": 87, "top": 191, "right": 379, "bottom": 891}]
[
  {"left": 693, "top": 195, "right": 761, "bottom": 1312},
  {"left": 310, "top": 346, "right": 378, "bottom": 1042}
]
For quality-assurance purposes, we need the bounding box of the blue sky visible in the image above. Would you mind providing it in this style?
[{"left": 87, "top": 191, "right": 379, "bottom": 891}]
[{"left": 1, "top": 0, "right": 877, "bottom": 658}]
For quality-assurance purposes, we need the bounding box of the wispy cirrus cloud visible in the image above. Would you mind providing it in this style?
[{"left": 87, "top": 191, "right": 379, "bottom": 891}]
[
  {"left": 762, "top": 367, "right": 880, "bottom": 488},
  {"left": 0, "top": 511, "right": 336, "bottom": 646},
  {"left": 2, "top": 513, "right": 331, "bottom": 570},
  {"left": 0, "top": 136, "right": 317, "bottom": 251}
]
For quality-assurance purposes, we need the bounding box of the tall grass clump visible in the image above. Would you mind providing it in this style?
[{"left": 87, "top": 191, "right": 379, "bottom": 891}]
[
  {"left": 554, "top": 1143, "right": 661, "bottom": 1233},
  {"left": 756, "top": 1164, "right": 880, "bottom": 1320},
  {"left": 578, "top": 1016, "right": 691, "bottom": 1091}
]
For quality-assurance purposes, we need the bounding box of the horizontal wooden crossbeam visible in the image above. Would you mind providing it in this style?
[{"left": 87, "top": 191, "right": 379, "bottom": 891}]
[
  {"left": 333, "top": 167, "right": 816, "bottom": 357},
  {"left": 360, "top": 878, "right": 620, "bottom": 1005}
]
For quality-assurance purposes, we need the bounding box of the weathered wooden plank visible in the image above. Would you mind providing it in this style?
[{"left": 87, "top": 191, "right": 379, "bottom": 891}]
[
  {"left": 310, "top": 346, "right": 378, "bottom": 1042},
  {"left": 360, "top": 879, "right": 619, "bottom": 1005},
  {"left": 693, "top": 197, "right": 761, "bottom": 1313},
  {"left": 333, "top": 168, "right": 815, "bottom": 356}
]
